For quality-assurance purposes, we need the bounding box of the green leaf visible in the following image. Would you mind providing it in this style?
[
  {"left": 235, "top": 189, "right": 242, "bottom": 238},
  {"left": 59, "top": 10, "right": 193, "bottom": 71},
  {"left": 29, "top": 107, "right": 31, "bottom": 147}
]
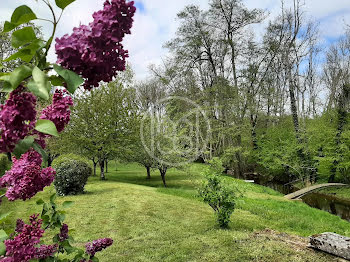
[
  {"left": 3, "top": 21, "right": 17, "bottom": 33},
  {"left": 27, "top": 66, "right": 51, "bottom": 100},
  {"left": 3, "top": 5, "right": 37, "bottom": 33},
  {"left": 0, "top": 212, "right": 12, "bottom": 223},
  {"left": 59, "top": 213, "right": 66, "bottom": 223},
  {"left": 55, "top": 0, "right": 76, "bottom": 10},
  {"left": 0, "top": 74, "right": 11, "bottom": 92},
  {"left": 32, "top": 142, "right": 48, "bottom": 162},
  {"left": 11, "top": 6, "right": 37, "bottom": 25},
  {"left": 42, "top": 203, "right": 49, "bottom": 216},
  {"left": 5, "top": 48, "right": 32, "bottom": 62},
  {"left": 46, "top": 36, "right": 53, "bottom": 50},
  {"left": 0, "top": 230, "right": 8, "bottom": 242},
  {"left": 50, "top": 193, "right": 57, "bottom": 203},
  {"left": 49, "top": 75, "right": 65, "bottom": 87},
  {"left": 5, "top": 40, "right": 44, "bottom": 63},
  {"left": 62, "top": 201, "right": 74, "bottom": 209},
  {"left": 53, "top": 64, "right": 83, "bottom": 93},
  {"left": 52, "top": 234, "right": 59, "bottom": 243},
  {"left": 91, "top": 257, "right": 99, "bottom": 262},
  {"left": 1, "top": 65, "right": 32, "bottom": 92},
  {"left": 61, "top": 240, "right": 76, "bottom": 254},
  {"left": 36, "top": 199, "right": 45, "bottom": 205},
  {"left": 0, "top": 242, "right": 5, "bottom": 256},
  {"left": 13, "top": 136, "right": 35, "bottom": 158},
  {"left": 11, "top": 26, "right": 37, "bottom": 48},
  {"left": 35, "top": 119, "right": 59, "bottom": 137}
]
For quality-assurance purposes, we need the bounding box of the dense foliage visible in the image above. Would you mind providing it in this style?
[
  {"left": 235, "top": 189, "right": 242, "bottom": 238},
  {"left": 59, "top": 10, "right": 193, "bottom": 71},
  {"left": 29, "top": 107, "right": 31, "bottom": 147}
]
[
  {"left": 0, "top": 154, "right": 11, "bottom": 177},
  {"left": 52, "top": 154, "right": 92, "bottom": 196},
  {"left": 136, "top": 0, "right": 350, "bottom": 186}
]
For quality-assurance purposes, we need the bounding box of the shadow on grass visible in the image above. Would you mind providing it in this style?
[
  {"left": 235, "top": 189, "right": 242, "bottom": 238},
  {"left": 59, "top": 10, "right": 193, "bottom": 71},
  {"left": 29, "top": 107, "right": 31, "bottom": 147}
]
[{"left": 91, "top": 163, "right": 202, "bottom": 191}]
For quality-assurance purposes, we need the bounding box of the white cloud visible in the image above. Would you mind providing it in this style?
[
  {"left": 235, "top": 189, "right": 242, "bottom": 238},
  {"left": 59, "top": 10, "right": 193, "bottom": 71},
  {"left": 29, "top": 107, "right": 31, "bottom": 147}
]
[{"left": 1, "top": 0, "right": 350, "bottom": 80}]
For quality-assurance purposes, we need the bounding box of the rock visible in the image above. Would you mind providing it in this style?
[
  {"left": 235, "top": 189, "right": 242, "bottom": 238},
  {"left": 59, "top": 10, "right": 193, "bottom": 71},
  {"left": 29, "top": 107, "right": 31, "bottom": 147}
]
[{"left": 309, "top": 232, "right": 350, "bottom": 260}]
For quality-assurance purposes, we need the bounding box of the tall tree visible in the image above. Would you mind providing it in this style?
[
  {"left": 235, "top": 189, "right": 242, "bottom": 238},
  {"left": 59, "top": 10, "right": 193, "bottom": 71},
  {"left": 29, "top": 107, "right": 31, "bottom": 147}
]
[{"left": 59, "top": 80, "right": 138, "bottom": 180}]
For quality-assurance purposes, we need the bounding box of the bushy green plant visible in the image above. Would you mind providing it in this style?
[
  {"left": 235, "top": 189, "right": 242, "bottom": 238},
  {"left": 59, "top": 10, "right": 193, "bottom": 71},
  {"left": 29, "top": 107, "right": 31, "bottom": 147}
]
[
  {"left": 52, "top": 154, "right": 92, "bottom": 196},
  {"left": 0, "top": 154, "right": 11, "bottom": 177},
  {"left": 199, "top": 158, "right": 236, "bottom": 228}
]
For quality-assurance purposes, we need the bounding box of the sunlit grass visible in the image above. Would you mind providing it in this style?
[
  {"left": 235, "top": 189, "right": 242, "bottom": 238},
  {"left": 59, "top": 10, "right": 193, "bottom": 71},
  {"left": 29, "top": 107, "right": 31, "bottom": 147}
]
[{"left": 1, "top": 162, "right": 349, "bottom": 261}]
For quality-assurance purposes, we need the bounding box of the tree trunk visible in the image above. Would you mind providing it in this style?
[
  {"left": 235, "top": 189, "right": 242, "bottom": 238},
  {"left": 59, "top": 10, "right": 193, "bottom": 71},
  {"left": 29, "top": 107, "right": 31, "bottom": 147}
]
[
  {"left": 99, "top": 159, "right": 105, "bottom": 180},
  {"left": 289, "top": 78, "right": 301, "bottom": 142},
  {"left": 310, "top": 233, "right": 350, "bottom": 260},
  {"left": 146, "top": 166, "right": 151, "bottom": 179},
  {"left": 250, "top": 114, "right": 258, "bottom": 150},
  {"left": 92, "top": 160, "right": 97, "bottom": 176},
  {"left": 47, "top": 153, "right": 57, "bottom": 167},
  {"left": 159, "top": 167, "right": 167, "bottom": 187},
  {"left": 329, "top": 85, "right": 349, "bottom": 182},
  {"left": 235, "top": 134, "right": 243, "bottom": 178},
  {"left": 47, "top": 153, "right": 52, "bottom": 167}
]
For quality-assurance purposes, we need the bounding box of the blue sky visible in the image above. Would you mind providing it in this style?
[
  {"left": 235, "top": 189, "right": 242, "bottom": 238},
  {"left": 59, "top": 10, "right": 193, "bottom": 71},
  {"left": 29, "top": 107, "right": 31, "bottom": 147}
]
[{"left": 1, "top": 0, "right": 350, "bottom": 80}]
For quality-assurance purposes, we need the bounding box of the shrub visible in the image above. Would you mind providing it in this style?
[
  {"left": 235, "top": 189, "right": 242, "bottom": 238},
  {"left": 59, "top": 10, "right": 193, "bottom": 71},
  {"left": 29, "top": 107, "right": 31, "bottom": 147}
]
[
  {"left": 199, "top": 158, "right": 236, "bottom": 228},
  {"left": 0, "top": 154, "right": 11, "bottom": 177},
  {"left": 52, "top": 154, "right": 92, "bottom": 196}
]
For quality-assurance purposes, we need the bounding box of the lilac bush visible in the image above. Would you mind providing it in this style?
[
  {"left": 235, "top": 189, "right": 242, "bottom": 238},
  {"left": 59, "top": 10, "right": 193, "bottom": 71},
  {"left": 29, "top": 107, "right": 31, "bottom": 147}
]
[{"left": 0, "top": 0, "right": 135, "bottom": 260}]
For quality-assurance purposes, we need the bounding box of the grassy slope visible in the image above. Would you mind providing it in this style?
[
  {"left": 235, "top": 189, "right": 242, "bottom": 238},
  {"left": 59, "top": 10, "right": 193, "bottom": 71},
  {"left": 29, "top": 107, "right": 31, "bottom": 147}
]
[{"left": 1, "top": 163, "right": 350, "bottom": 261}]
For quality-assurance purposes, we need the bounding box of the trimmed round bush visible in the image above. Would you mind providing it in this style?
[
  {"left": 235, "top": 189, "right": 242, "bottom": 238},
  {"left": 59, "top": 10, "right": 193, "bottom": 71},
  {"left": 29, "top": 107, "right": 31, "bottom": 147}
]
[
  {"left": 0, "top": 154, "right": 11, "bottom": 177},
  {"left": 52, "top": 154, "right": 92, "bottom": 196}
]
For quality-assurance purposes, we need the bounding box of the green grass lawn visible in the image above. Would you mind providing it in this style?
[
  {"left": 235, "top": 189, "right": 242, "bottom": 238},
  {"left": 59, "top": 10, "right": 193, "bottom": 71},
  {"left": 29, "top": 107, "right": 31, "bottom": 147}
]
[{"left": 1, "top": 162, "right": 350, "bottom": 261}]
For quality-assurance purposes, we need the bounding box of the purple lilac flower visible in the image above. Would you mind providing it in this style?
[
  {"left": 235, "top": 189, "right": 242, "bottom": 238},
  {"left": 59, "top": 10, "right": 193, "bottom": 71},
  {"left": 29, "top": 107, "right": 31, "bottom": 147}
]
[
  {"left": 0, "top": 87, "right": 36, "bottom": 153},
  {"left": 2, "top": 214, "right": 57, "bottom": 262},
  {"left": 36, "top": 245, "right": 58, "bottom": 260},
  {"left": 41, "top": 89, "right": 73, "bottom": 133},
  {"left": 55, "top": 0, "right": 136, "bottom": 89},
  {"left": 0, "top": 150, "right": 55, "bottom": 201},
  {"left": 59, "top": 224, "right": 69, "bottom": 242},
  {"left": 85, "top": 238, "right": 113, "bottom": 257},
  {"left": 36, "top": 89, "right": 73, "bottom": 148},
  {"left": 15, "top": 219, "right": 24, "bottom": 233}
]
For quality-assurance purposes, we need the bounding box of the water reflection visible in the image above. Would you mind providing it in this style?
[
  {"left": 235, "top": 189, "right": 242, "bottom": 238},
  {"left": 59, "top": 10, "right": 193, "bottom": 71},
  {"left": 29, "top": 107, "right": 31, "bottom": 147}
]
[
  {"left": 302, "top": 192, "right": 350, "bottom": 222},
  {"left": 256, "top": 179, "right": 350, "bottom": 222}
]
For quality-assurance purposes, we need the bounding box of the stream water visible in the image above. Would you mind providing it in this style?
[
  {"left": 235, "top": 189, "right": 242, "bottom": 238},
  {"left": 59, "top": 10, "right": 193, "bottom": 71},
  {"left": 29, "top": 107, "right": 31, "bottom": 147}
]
[{"left": 257, "top": 180, "right": 350, "bottom": 222}]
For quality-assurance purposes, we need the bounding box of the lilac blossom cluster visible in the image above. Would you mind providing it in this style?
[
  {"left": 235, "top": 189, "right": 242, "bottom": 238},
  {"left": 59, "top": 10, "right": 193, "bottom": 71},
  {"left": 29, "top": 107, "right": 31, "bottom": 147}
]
[
  {"left": 85, "top": 238, "right": 114, "bottom": 257},
  {"left": 36, "top": 89, "right": 73, "bottom": 148},
  {"left": 1, "top": 214, "right": 57, "bottom": 262},
  {"left": 0, "top": 150, "right": 55, "bottom": 201},
  {"left": 15, "top": 219, "right": 24, "bottom": 233},
  {"left": 58, "top": 224, "right": 69, "bottom": 242},
  {"left": 0, "top": 87, "right": 36, "bottom": 153},
  {"left": 41, "top": 89, "right": 73, "bottom": 133},
  {"left": 55, "top": 0, "right": 136, "bottom": 89}
]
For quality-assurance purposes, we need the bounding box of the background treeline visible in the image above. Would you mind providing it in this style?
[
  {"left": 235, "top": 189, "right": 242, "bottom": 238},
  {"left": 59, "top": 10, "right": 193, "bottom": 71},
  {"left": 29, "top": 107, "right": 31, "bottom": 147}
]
[
  {"left": 3, "top": 0, "right": 350, "bottom": 186},
  {"left": 139, "top": 0, "right": 350, "bottom": 185}
]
